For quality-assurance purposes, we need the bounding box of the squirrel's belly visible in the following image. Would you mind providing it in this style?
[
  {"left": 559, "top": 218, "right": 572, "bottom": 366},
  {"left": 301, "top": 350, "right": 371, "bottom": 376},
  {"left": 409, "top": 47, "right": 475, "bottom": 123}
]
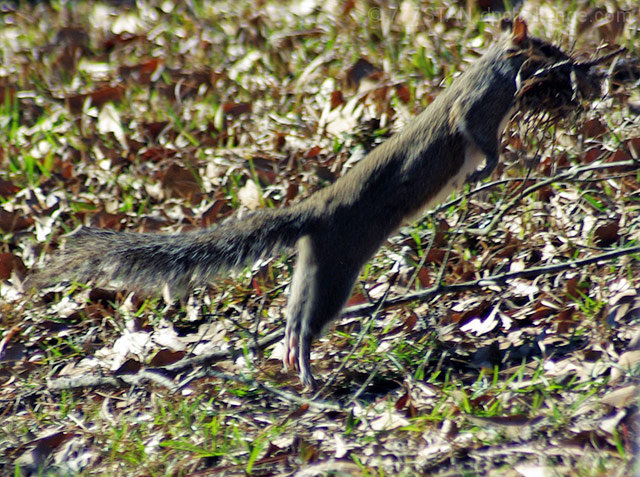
[{"left": 409, "top": 145, "right": 486, "bottom": 223}]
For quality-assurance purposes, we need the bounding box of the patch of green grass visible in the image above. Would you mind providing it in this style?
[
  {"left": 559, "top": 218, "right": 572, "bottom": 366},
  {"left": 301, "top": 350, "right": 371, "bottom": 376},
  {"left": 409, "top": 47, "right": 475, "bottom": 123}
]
[{"left": 4, "top": 0, "right": 640, "bottom": 475}]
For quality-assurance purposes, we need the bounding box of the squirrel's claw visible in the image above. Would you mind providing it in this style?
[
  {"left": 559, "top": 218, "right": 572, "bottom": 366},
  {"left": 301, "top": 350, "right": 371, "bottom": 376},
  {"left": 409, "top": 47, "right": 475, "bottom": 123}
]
[{"left": 283, "top": 331, "right": 316, "bottom": 390}]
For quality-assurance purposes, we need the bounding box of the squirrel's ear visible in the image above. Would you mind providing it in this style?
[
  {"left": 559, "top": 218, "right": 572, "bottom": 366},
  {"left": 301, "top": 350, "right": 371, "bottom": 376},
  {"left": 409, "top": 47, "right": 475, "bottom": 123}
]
[{"left": 511, "top": 17, "right": 528, "bottom": 44}]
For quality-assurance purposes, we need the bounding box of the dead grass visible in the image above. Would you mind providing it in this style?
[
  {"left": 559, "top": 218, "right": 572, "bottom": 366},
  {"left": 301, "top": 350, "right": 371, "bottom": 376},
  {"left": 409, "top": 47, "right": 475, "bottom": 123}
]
[{"left": 1, "top": 0, "right": 640, "bottom": 475}]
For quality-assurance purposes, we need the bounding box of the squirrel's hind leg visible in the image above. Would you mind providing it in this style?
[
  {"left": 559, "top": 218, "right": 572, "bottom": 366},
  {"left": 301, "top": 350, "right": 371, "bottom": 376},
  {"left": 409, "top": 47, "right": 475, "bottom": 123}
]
[{"left": 284, "top": 236, "right": 359, "bottom": 389}]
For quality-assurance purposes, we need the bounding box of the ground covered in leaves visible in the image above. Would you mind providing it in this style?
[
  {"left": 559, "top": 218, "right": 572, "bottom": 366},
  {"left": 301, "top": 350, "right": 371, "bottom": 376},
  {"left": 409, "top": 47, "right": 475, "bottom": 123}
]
[{"left": 1, "top": 0, "right": 640, "bottom": 475}]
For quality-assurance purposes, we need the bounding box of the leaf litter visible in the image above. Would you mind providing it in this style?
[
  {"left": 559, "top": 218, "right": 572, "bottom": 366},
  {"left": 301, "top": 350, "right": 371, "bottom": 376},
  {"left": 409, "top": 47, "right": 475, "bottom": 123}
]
[{"left": 1, "top": 0, "right": 640, "bottom": 475}]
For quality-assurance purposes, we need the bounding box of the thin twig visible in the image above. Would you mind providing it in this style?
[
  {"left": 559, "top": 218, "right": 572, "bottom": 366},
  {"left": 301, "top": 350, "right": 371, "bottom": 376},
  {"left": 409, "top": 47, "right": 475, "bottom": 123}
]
[
  {"left": 422, "top": 160, "right": 636, "bottom": 227},
  {"left": 314, "top": 272, "right": 399, "bottom": 399},
  {"left": 344, "top": 244, "right": 640, "bottom": 316},
  {"left": 464, "top": 159, "right": 638, "bottom": 235},
  {"left": 183, "top": 367, "right": 342, "bottom": 411},
  {"left": 406, "top": 227, "right": 436, "bottom": 292},
  {"left": 48, "top": 370, "right": 176, "bottom": 391},
  {"left": 162, "top": 328, "right": 284, "bottom": 373}
]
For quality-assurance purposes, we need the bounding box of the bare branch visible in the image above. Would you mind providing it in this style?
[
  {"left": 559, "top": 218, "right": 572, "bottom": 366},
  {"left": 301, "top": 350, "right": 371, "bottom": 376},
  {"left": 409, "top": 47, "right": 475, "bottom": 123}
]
[{"left": 344, "top": 244, "right": 640, "bottom": 316}]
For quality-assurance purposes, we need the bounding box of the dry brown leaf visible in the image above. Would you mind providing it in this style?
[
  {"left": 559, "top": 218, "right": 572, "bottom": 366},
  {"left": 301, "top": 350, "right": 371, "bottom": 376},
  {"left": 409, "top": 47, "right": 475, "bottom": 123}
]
[
  {"left": 67, "top": 84, "right": 126, "bottom": 114},
  {"left": 330, "top": 90, "right": 344, "bottom": 109},
  {"left": 119, "top": 58, "right": 164, "bottom": 84},
  {"left": 15, "top": 432, "right": 76, "bottom": 473},
  {"left": 149, "top": 349, "right": 187, "bottom": 367},
  {"left": 416, "top": 266, "right": 431, "bottom": 287},
  {"left": 610, "top": 350, "right": 640, "bottom": 384},
  {"left": 140, "top": 146, "right": 178, "bottom": 163},
  {"left": 600, "top": 385, "right": 639, "bottom": 408},
  {"left": 597, "top": 9, "right": 626, "bottom": 43},
  {"left": 605, "top": 147, "right": 632, "bottom": 172},
  {"left": 0, "top": 178, "right": 20, "bottom": 198},
  {"left": 345, "top": 57, "right": 381, "bottom": 90},
  {"left": 594, "top": 219, "right": 620, "bottom": 247},
  {"left": 161, "top": 163, "right": 202, "bottom": 202},
  {"left": 582, "top": 144, "right": 606, "bottom": 163},
  {"left": 102, "top": 32, "right": 144, "bottom": 51},
  {"left": 0, "top": 253, "right": 27, "bottom": 281},
  {"left": 237, "top": 179, "right": 261, "bottom": 210},
  {"left": 581, "top": 118, "right": 607, "bottom": 138},
  {"left": 395, "top": 83, "right": 411, "bottom": 103},
  {"left": 89, "top": 211, "right": 127, "bottom": 230},
  {"left": 626, "top": 137, "right": 640, "bottom": 159},
  {"left": 346, "top": 291, "right": 367, "bottom": 307},
  {"left": 114, "top": 357, "right": 142, "bottom": 375},
  {"left": 201, "top": 196, "right": 232, "bottom": 226},
  {"left": 222, "top": 102, "right": 252, "bottom": 117},
  {"left": 0, "top": 209, "right": 34, "bottom": 233}
]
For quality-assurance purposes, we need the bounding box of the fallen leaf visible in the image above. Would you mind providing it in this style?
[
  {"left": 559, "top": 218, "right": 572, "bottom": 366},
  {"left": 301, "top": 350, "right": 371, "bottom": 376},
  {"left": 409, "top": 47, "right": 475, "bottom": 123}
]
[
  {"left": 89, "top": 211, "right": 127, "bottom": 230},
  {"left": 114, "top": 358, "right": 142, "bottom": 375},
  {"left": 97, "top": 103, "right": 127, "bottom": 148},
  {"left": 626, "top": 137, "right": 640, "bottom": 159},
  {"left": 600, "top": 385, "right": 638, "bottom": 408},
  {"left": 0, "top": 209, "right": 34, "bottom": 233},
  {"left": 119, "top": 58, "right": 164, "bottom": 83},
  {"left": 67, "top": 84, "right": 125, "bottom": 113},
  {"left": 161, "top": 163, "right": 202, "bottom": 202},
  {"left": 237, "top": 179, "right": 261, "bottom": 210},
  {"left": 594, "top": 219, "right": 620, "bottom": 247},
  {"left": 611, "top": 351, "right": 640, "bottom": 384},
  {"left": 395, "top": 83, "right": 411, "bottom": 103},
  {"left": 0, "top": 253, "right": 27, "bottom": 280},
  {"left": 222, "top": 102, "right": 251, "bottom": 117},
  {"left": 14, "top": 432, "right": 76, "bottom": 474},
  {"left": 102, "top": 32, "right": 143, "bottom": 51},
  {"left": 149, "top": 349, "right": 186, "bottom": 367},
  {"left": 0, "top": 178, "right": 20, "bottom": 198},
  {"left": 345, "top": 57, "right": 381, "bottom": 89},
  {"left": 330, "top": 90, "right": 344, "bottom": 109}
]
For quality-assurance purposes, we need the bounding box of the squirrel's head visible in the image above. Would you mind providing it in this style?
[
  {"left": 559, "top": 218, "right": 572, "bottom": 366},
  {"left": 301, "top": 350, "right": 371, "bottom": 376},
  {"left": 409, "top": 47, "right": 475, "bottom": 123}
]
[
  {"left": 502, "top": 17, "right": 624, "bottom": 120},
  {"left": 502, "top": 17, "right": 572, "bottom": 67}
]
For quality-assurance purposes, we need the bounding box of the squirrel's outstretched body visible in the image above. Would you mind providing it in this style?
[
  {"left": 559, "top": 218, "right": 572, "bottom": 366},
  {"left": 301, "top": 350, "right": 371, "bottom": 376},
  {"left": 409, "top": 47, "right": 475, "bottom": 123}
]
[{"left": 33, "top": 19, "right": 606, "bottom": 387}]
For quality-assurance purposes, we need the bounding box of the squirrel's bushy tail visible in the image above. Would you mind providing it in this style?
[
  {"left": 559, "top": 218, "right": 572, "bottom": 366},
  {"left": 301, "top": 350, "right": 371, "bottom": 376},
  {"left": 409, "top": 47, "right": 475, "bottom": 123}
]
[{"left": 32, "top": 206, "right": 311, "bottom": 297}]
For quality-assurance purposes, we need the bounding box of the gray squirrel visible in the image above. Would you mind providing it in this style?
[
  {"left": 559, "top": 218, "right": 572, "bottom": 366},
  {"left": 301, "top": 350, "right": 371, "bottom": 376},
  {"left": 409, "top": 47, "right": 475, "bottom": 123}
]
[{"left": 31, "top": 18, "right": 619, "bottom": 388}]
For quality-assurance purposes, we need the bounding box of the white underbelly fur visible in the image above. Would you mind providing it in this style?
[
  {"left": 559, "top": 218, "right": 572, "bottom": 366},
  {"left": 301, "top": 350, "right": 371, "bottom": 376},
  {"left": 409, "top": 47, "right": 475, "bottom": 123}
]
[
  {"left": 416, "top": 108, "right": 512, "bottom": 218},
  {"left": 432, "top": 145, "right": 485, "bottom": 206}
]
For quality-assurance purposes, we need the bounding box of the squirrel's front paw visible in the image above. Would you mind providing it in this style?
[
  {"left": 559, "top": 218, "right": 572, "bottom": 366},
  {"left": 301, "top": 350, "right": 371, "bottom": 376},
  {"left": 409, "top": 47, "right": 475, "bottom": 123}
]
[
  {"left": 466, "top": 167, "right": 489, "bottom": 184},
  {"left": 466, "top": 155, "right": 498, "bottom": 184}
]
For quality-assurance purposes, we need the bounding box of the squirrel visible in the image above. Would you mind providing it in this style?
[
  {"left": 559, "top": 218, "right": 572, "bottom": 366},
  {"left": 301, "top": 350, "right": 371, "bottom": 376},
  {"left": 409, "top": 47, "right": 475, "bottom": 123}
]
[{"left": 31, "top": 18, "right": 617, "bottom": 388}]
